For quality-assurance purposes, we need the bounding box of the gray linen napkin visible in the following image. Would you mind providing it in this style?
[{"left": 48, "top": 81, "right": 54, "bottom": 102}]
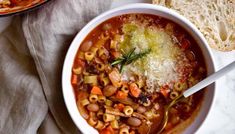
[
  {"left": 0, "top": 17, "right": 48, "bottom": 134},
  {"left": 0, "top": 0, "right": 112, "bottom": 134}
]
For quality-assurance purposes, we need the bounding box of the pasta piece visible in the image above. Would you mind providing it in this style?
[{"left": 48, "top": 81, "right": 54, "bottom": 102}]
[
  {"left": 143, "top": 99, "right": 151, "bottom": 107},
  {"left": 97, "top": 63, "right": 105, "bottom": 71},
  {"left": 85, "top": 51, "right": 95, "bottom": 61},
  {"left": 89, "top": 111, "right": 96, "bottom": 118},
  {"left": 100, "top": 77, "right": 110, "bottom": 86},
  {"left": 119, "top": 127, "right": 129, "bottom": 134},
  {"left": 115, "top": 116, "right": 120, "bottom": 120},
  {"left": 174, "top": 82, "right": 188, "bottom": 91},
  {"left": 111, "top": 120, "right": 119, "bottom": 129},
  {"left": 110, "top": 40, "right": 117, "bottom": 49},
  {"left": 77, "top": 51, "right": 85, "bottom": 60},
  {"left": 121, "top": 83, "right": 129, "bottom": 94},
  {"left": 105, "top": 99, "right": 113, "bottom": 107},
  {"left": 144, "top": 111, "right": 153, "bottom": 120},
  {"left": 123, "top": 106, "right": 133, "bottom": 116},
  {"left": 98, "top": 96, "right": 106, "bottom": 103},
  {"left": 99, "top": 73, "right": 105, "bottom": 78},
  {"left": 110, "top": 34, "right": 121, "bottom": 50},
  {"left": 0, "top": 0, "right": 10, "bottom": 6},
  {"left": 95, "top": 120, "right": 105, "bottom": 130},
  {"left": 154, "top": 103, "right": 160, "bottom": 111},
  {"left": 170, "top": 91, "right": 179, "bottom": 100},
  {"left": 90, "top": 47, "right": 99, "bottom": 54},
  {"left": 94, "top": 35, "right": 109, "bottom": 48},
  {"left": 144, "top": 111, "right": 159, "bottom": 120},
  {"left": 136, "top": 78, "right": 145, "bottom": 89},
  {"left": 198, "top": 66, "right": 205, "bottom": 74},
  {"left": 188, "top": 76, "right": 199, "bottom": 87},
  {"left": 82, "top": 70, "right": 90, "bottom": 76},
  {"left": 114, "top": 34, "right": 121, "bottom": 42},
  {"left": 97, "top": 110, "right": 104, "bottom": 118},
  {"left": 73, "top": 67, "right": 82, "bottom": 75},
  {"left": 88, "top": 117, "right": 97, "bottom": 126},
  {"left": 98, "top": 47, "right": 106, "bottom": 57},
  {"left": 84, "top": 75, "right": 98, "bottom": 85},
  {"left": 89, "top": 94, "right": 98, "bottom": 103},
  {"left": 183, "top": 104, "right": 191, "bottom": 112},
  {"left": 81, "top": 99, "right": 90, "bottom": 106},
  {"left": 102, "top": 23, "right": 112, "bottom": 31},
  {"left": 103, "top": 113, "right": 115, "bottom": 122}
]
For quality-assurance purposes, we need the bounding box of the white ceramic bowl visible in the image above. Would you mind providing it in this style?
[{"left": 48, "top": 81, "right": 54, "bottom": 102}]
[{"left": 62, "top": 3, "right": 216, "bottom": 134}]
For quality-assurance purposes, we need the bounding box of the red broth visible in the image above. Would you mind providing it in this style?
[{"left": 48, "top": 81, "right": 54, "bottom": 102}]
[{"left": 71, "top": 14, "right": 206, "bottom": 134}]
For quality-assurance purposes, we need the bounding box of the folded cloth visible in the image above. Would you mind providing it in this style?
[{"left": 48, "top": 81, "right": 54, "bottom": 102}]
[
  {"left": 0, "top": 17, "right": 48, "bottom": 134},
  {"left": 23, "top": 0, "right": 112, "bottom": 133},
  {"left": 0, "top": 0, "right": 112, "bottom": 134}
]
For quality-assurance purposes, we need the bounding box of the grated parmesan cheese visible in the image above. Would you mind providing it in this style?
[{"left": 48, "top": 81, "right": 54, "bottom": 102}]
[{"left": 120, "top": 16, "right": 192, "bottom": 93}]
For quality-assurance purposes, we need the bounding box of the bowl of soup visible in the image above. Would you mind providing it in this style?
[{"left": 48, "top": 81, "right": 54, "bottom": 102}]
[{"left": 62, "top": 3, "right": 216, "bottom": 134}]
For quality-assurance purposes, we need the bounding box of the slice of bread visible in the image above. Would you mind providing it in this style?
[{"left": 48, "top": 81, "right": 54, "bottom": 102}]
[{"left": 153, "top": 0, "right": 235, "bottom": 51}]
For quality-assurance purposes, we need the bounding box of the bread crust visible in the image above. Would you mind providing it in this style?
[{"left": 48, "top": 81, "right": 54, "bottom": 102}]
[{"left": 153, "top": 0, "right": 235, "bottom": 51}]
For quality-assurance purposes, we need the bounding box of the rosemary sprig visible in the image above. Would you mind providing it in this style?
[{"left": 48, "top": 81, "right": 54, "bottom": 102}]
[{"left": 111, "top": 47, "right": 151, "bottom": 72}]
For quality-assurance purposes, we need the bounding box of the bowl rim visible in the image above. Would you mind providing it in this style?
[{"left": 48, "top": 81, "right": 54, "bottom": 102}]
[{"left": 62, "top": 3, "right": 217, "bottom": 134}]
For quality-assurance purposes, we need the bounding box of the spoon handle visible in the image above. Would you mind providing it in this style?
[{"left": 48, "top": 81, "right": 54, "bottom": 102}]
[{"left": 183, "top": 61, "right": 235, "bottom": 98}]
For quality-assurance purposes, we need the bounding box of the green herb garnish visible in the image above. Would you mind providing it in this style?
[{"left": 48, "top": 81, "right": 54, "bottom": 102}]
[{"left": 111, "top": 48, "right": 151, "bottom": 72}]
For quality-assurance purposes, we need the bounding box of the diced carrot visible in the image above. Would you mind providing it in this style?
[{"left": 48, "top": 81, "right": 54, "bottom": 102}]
[
  {"left": 160, "top": 87, "right": 169, "bottom": 98},
  {"left": 116, "top": 91, "right": 128, "bottom": 99},
  {"left": 130, "top": 131, "right": 135, "bottom": 134},
  {"left": 91, "top": 86, "right": 103, "bottom": 95},
  {"left": 75, "top": 58, "right": 85, "bottom": 68},
  {"left": 111, "top": 51, "right": 121, "bottom": 59},
  {"left": 115, "top": 103, "right": 125, "bottom": 111},
  {"left": 107, "top": 125, "right": 115, "bottom": 133},
  {"left": 181, "top": 39, "right": 190, "bottom": 49},
  {"left": 100, "top": 125, "right": 115, "bottom": 134},
  {"left": 129, "top": 83, "right": 141, "bottom": 98},
  {"left": 71, "top": 74, "right": 78, "bottom": 85}
]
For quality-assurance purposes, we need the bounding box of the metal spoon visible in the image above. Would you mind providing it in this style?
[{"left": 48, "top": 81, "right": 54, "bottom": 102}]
[{"left": 157, "top": 61, "right": 235, "bottom": 134}]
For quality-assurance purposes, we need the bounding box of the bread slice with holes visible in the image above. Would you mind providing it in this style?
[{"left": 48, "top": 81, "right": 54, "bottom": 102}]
[{"left": 153, "top": 0, "right": 235, "bottom": 51}]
